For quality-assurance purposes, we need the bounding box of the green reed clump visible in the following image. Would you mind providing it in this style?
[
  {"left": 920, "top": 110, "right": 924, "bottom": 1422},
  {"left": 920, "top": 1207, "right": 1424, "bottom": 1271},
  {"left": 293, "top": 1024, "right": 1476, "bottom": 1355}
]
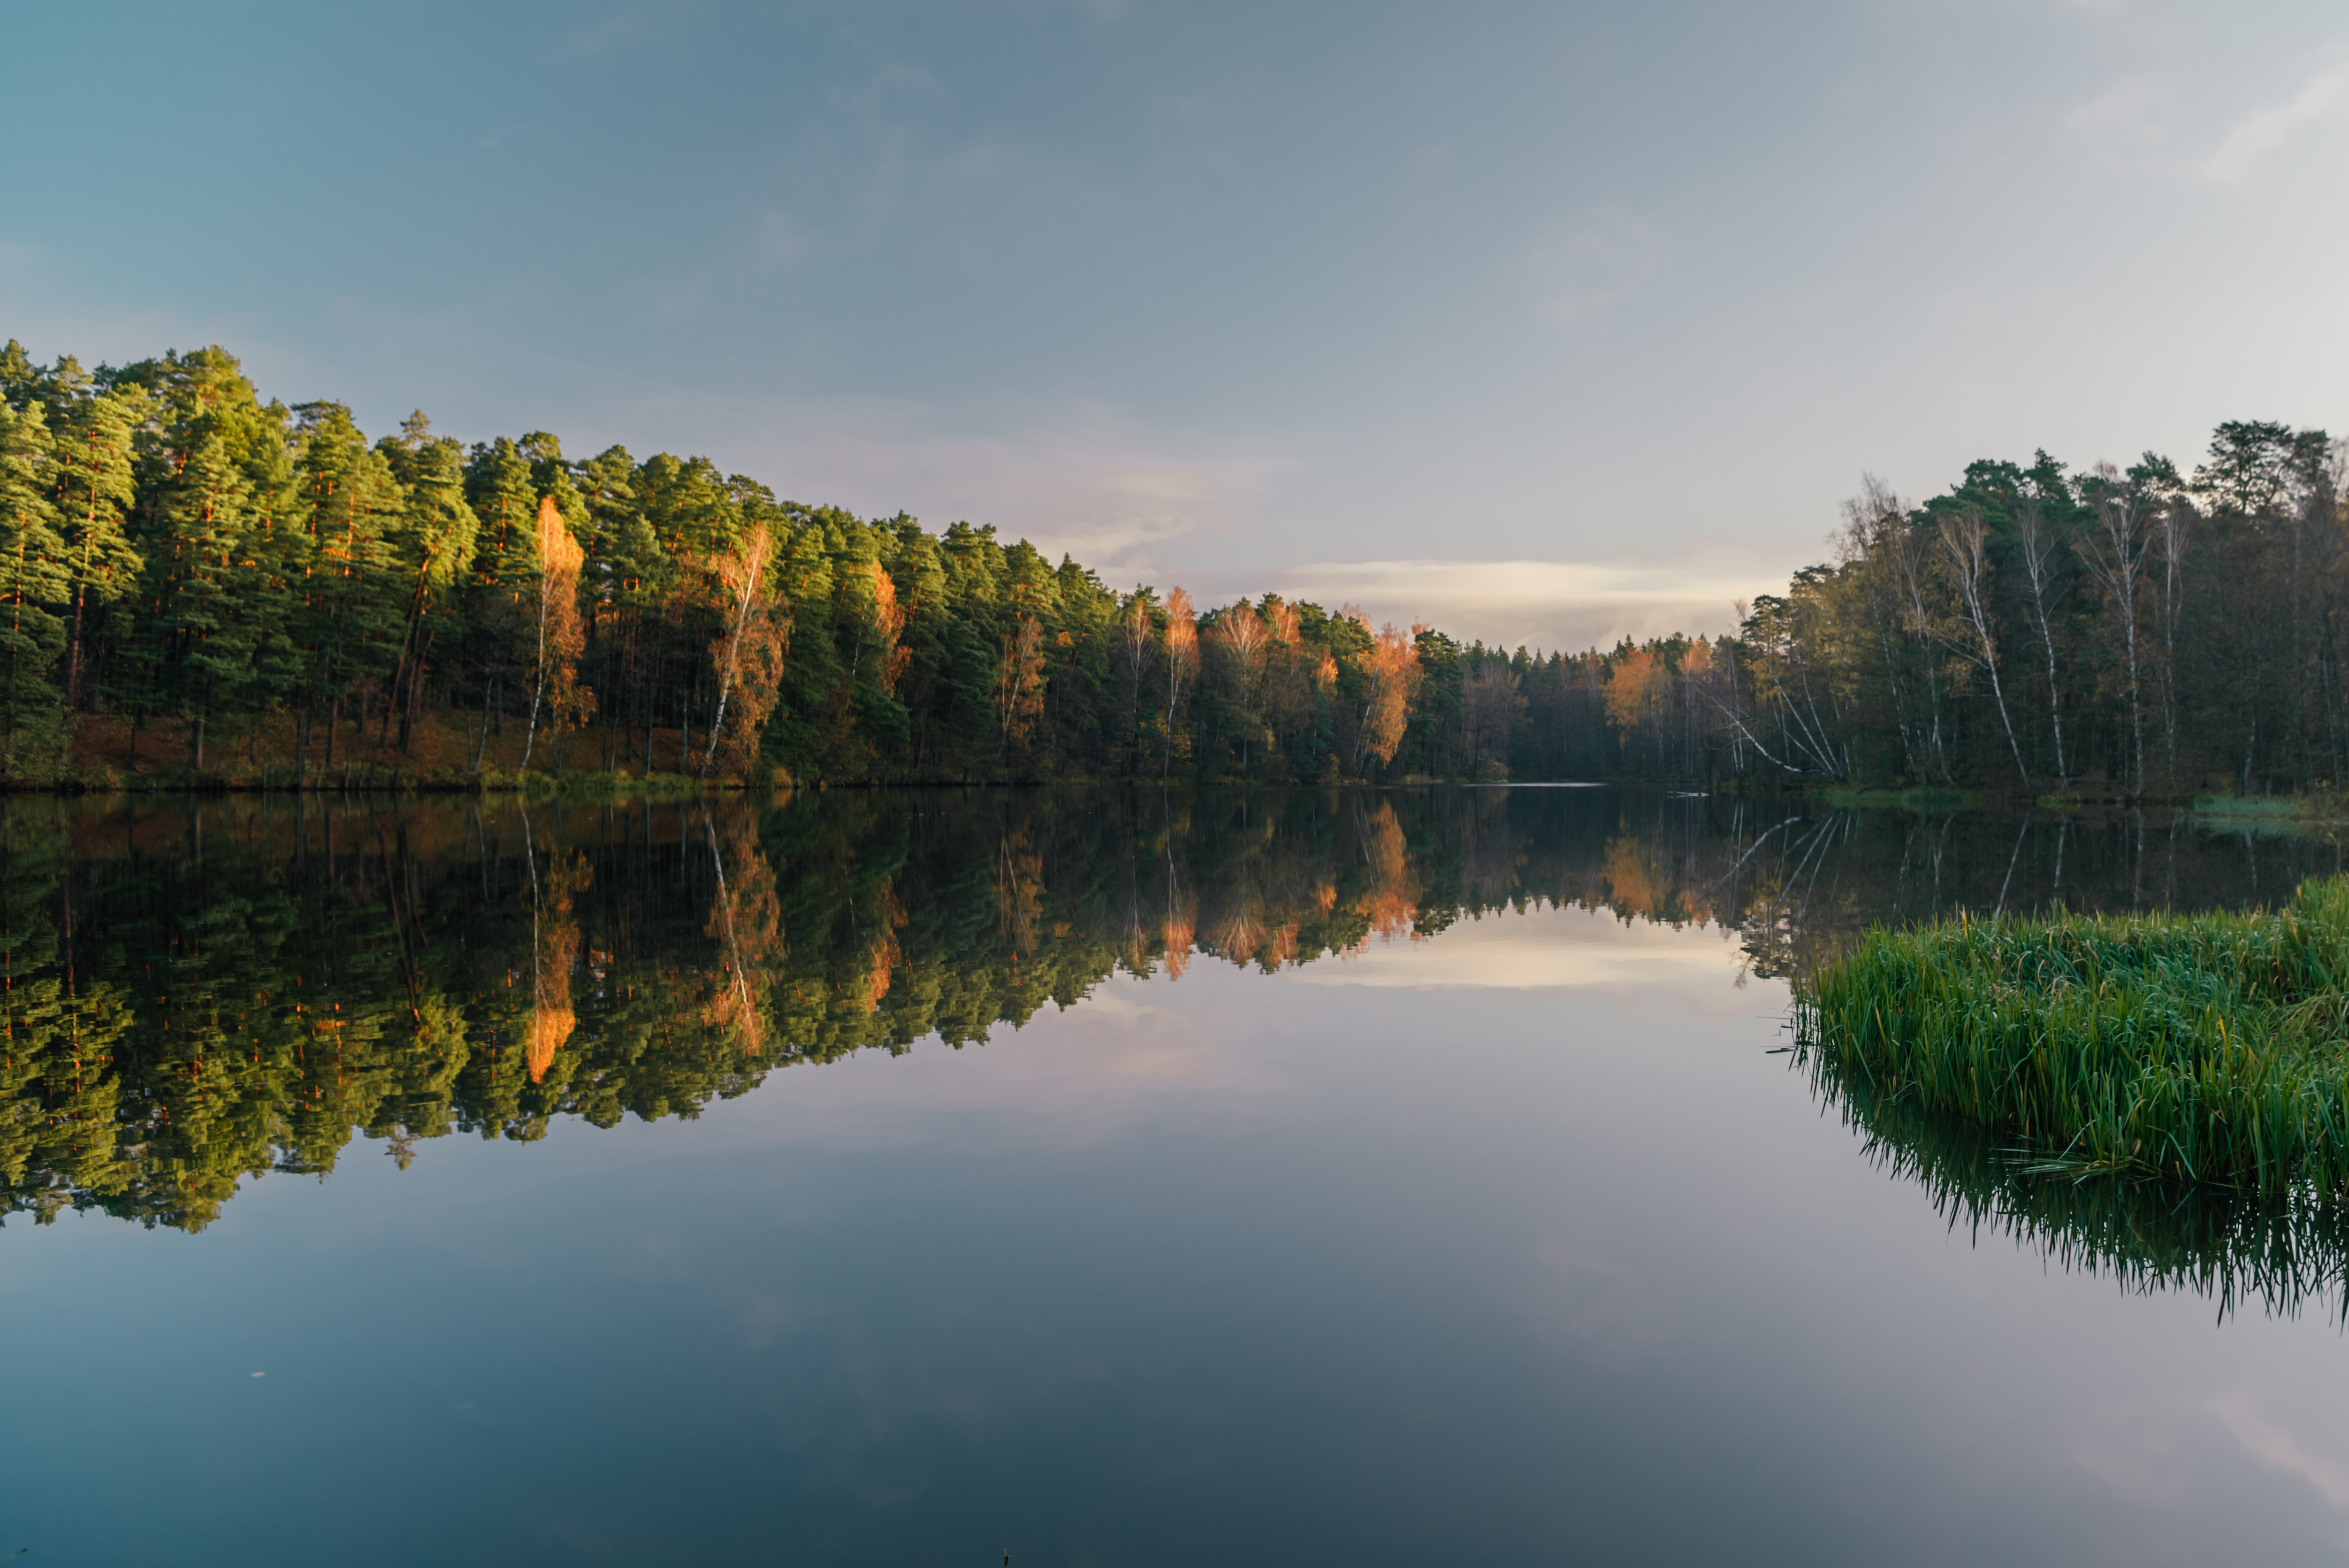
[{"left": 1799, "top": 876, "right": 2349, "bottom": 1195}]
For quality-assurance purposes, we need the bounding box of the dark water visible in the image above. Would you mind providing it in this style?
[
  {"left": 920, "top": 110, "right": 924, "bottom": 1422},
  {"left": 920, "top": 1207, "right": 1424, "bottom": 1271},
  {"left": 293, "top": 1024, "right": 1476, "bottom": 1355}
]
[{"left": 6, "top": 787, "right": 2349, "bottom": 1565}]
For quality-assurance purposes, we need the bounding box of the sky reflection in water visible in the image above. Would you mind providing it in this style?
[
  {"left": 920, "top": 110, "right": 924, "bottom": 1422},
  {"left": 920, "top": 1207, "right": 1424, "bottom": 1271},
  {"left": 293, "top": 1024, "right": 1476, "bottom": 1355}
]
[{"left": 6, "top": 788, "right": 2349, "bottom": 1566}]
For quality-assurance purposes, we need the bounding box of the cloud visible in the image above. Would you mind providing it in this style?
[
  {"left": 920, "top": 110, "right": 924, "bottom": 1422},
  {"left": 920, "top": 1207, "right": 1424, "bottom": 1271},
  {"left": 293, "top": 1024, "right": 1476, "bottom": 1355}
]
[
  {"left": 2194, "top": 59, "right": 2349, "bottom": 183},
  {"left": 2065, "top": 76, "right": 2174, "bottom": 148},
  {"left": 679, "top": 396, "right": 1291, "bottom": 583},
  {"left": 1263, "top": 555, "right": 1785, "bottom": 654},
  {"left": 2213, "top": 1393, "right": 2349, "bottom": 1510}
]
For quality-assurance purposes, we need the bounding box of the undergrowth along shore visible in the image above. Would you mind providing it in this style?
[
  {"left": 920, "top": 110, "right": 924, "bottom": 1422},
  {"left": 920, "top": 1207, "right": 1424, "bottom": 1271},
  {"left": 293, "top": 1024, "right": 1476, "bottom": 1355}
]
[
  {"left": 1799, "top": 877, "right": 2349, "bottom": 1196},
  {"left": 44, "top": 766, "right": 772, "bottom": 798}
]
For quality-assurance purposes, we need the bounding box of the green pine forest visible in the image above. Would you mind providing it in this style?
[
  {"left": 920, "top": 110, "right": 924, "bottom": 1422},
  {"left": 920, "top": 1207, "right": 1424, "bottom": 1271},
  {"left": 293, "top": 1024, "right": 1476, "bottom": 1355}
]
[{"left": 0, "top": 338, "right": 2337, "bottom": 795}]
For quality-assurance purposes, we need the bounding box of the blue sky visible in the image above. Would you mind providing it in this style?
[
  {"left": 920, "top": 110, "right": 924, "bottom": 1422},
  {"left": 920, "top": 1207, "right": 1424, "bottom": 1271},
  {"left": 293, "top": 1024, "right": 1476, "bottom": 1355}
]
[{"left": 7, "top": 0, "right": 2346, "bottom": 650}]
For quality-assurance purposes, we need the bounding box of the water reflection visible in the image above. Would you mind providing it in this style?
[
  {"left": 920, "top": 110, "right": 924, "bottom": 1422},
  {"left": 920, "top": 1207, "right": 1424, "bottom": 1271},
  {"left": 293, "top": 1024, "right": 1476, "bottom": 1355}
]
[
  {"left": 1807, "top": 1050, "right": 2349, "bottom": 1323},
  {"left": 3, "top": 788, "right": 2344, "bottom": 1244}
]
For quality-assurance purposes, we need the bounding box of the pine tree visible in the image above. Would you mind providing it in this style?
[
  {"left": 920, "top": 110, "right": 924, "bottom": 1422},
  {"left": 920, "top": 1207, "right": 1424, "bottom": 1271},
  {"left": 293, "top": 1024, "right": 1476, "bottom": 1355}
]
[
  {"left": 49, "top": 388, "right": 143, "bottom": 714},
  {"left": 290, "top": 403, "right": 405, "bottom": 766},
  {"left": 377, "top": 417, "right": 479, "bottom": 754},
  {"left": 142, "top": 434, "right": 273, "bottom": 771},
  {"left": 0, "top": 402, "right": 70, "bottom": 774},
  {"left": 463, "top": 437, "right": 543, "bottom": 764}
]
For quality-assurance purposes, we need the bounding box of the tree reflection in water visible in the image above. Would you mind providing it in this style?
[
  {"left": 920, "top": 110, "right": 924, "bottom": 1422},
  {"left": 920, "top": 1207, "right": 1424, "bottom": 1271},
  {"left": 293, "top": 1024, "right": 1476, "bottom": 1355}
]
[{"left": 1, "top": 787, "right": 2345, "bottom": 1282}]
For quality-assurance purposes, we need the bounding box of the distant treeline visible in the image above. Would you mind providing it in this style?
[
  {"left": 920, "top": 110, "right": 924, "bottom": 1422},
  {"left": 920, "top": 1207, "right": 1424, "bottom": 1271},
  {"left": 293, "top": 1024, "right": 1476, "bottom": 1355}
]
[{"left": 0, "top": 340, "right": 1667, "bottom": 786}]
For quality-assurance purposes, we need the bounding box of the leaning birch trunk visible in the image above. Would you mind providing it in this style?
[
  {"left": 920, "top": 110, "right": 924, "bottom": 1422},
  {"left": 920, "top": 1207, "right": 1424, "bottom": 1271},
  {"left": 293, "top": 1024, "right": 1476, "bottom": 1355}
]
[
  {"left": 2013, "top": 498, "right": 2069, "bottom": 787},
  {"left": 520, "top": 496, "right": 559, "bottom": 770},
  {"left": 1941, "top": 509, "right": 2029, "bottom": 788},
  {"left": 2078, "top": 478, "right": 2149, "bottom": 795},
  {"left": 702, "top": 525, "right": 772, "bottom": 775},
  {"left": 1160, "top": 588, "right": 1196, "bottom": 777},
  {"left": 2155, "top": 502, "right": 2192, "bottom": 785}
]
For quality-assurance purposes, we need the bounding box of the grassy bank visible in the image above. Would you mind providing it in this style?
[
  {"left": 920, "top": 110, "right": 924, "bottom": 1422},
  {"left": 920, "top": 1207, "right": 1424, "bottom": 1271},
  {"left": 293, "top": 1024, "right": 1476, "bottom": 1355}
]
[
  {"left": 2180, "top": 794, "right": 2349, "bottom": 838},
  {"left": 1799, "top": 877, "right": 2349, "bottom": 1195}
]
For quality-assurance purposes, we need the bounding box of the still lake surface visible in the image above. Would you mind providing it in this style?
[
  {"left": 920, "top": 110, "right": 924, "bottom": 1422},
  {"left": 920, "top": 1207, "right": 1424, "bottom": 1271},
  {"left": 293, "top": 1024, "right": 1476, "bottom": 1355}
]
[{"left": 7, "top": 786, "right": 2349, "bottom": 1565}]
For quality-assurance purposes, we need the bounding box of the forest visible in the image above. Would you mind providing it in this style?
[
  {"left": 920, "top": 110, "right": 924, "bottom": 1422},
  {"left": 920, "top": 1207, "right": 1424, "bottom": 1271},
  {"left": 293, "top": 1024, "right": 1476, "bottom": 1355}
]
[
  {"left": 1716, "top": 423, "right": 2348, "bottom": 797},
  {"left": 0, "top": 340, "right": 1604, "bottom": 787},
  {"left": 0, "top": 336, "right": 2335, "bottom": 794}
]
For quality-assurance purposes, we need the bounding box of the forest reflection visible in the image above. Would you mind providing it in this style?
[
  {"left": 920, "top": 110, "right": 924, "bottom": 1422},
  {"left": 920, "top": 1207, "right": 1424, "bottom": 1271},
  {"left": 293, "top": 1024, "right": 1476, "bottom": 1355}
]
[{"left": 4, "top": 786, "right": 2346, "bottom": 1242}]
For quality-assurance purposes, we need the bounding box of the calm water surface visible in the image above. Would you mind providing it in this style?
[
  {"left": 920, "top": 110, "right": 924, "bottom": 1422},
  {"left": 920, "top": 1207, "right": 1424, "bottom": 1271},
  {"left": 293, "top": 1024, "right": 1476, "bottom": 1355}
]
[{"left": 6, "top": 787, "right": 2349, "bottom": 1565}]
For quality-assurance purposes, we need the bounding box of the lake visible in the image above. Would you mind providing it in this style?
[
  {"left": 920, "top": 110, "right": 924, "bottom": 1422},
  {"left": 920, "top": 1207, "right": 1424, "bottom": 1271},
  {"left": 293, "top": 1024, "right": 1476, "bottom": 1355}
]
[{"left": 6, "top": 786, "right": 2349, "bottom": 1565}]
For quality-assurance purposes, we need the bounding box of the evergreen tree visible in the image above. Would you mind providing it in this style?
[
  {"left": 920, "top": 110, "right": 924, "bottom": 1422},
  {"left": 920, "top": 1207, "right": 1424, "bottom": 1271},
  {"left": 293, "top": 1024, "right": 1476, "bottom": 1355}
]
[
  {"left": 290, "top": 403, "right": 405, "bottom": 765},
  {"left": 141, "top": 434, "right": 275, "bottom": 771},
  {"left": 377, "top": 416, "right": 479, "bottom": 754},
  {"left": 462, "top": 436, "right": 543, "bottom": 762},
  {"left": 48, "top": 388, "right": 143, "bottom": 713},
  {"left": 0, "top": 401, "right": 70, "bottom": 772}
]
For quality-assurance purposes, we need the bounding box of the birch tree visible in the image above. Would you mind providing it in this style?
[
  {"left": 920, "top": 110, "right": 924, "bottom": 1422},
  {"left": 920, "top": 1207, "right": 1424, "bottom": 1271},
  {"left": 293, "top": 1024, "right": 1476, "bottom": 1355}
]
[
  {"left": 700, "top": 523, "right": 780, "bottom": 775},
  {"left": 2077, "top": 468, "right": 2151, "bottom": 794},
  {"left": 521, "top": 496, "right": 589, "bottom": 770},
  {"left": 2011, "top": 493, "right": 2069, "bottom": 786},
  {"left": 1938, "top": 506, "right": 2028, "bottom": 787},
  {"left": 1161, "top": 587, "right": 1197, "bottom": 774}
]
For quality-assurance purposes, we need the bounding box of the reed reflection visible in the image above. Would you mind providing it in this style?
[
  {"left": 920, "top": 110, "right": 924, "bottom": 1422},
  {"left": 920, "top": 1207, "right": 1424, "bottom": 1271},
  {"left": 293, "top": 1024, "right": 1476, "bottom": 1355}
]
[{"left": 1807, "top": 1049, "right": 2349, "bottom": 1323}]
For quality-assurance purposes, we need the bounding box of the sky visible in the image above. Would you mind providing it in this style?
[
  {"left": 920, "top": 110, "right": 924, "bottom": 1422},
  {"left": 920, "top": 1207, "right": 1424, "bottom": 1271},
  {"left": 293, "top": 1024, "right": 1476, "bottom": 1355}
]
[{"left": 6, "top": 0, "right": 2347, "bottom": 652}]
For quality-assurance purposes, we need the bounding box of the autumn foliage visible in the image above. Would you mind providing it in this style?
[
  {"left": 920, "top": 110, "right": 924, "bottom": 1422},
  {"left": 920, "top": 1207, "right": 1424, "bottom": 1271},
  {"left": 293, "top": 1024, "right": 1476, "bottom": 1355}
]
[
  {"left": 1353, "top": 618, "right": 1419, "bottom": 770},
  {"left": 696, "top": 524, "right": 787, "bottom": 776},
  {"left": 522, "top": 495, "right": 591, "bottom": 768}
]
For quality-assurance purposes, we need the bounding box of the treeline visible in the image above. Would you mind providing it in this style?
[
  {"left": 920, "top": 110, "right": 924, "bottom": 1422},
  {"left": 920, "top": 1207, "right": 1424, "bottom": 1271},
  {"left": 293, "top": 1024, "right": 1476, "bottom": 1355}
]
[
  {"left": 10, "top": 337, "right": 2319, "bottom": 793},
  {"left": 1708, "top": 421, "right": 2349, "bottom": 796},
  {"left": 0, "top": 338, "right": 1679, "bottom": 786}
]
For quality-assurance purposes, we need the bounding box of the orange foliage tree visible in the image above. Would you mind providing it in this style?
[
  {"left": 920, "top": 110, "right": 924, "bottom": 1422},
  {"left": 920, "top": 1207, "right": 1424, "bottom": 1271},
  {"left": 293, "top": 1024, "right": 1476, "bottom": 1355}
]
[
  {"left": 521, "top": 496, "right": 591, "bottom": 769},
  {"left": 699, "top": 524, "right": 789, "bottom": 776},
  {"left": 1352, "top": 618, "right": 1418, "bottom": 773},
  {"left": 1602, "top": 644, "right": 1666, "bottom": 769},
  {"left": 1161, "top": 587, "right": 1197, "bottom": 774},
  {"left": 1208, "top": 600, "right": 1272, "bottom": 775},
  {"left": 869, "top": 562, "right": 910, "bottom": 693},
  {"left": 993, "top": 614, "right": 1046, "bottom": 763}
]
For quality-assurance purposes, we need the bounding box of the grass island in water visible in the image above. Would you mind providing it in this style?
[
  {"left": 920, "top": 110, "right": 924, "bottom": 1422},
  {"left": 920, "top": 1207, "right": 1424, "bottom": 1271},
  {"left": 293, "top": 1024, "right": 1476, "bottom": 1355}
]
[{"left": 1800, "top": 877, "right": 2349, "bottom": 1196}]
